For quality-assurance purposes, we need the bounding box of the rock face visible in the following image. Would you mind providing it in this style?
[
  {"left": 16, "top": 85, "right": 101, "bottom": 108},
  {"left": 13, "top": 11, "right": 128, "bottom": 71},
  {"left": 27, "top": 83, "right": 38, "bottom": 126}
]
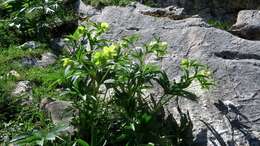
[
  {"left": 230, "top": 10, "right": 260, "bottom": 40},
  {"left": 139, "top": 5, "right": 188, "bottom": 20},
  {"left": 148, "top": 0, "right": 260, "bottom": 21},
  {"left": 89, "top": 5, "right": 260, "bottom": 145}
]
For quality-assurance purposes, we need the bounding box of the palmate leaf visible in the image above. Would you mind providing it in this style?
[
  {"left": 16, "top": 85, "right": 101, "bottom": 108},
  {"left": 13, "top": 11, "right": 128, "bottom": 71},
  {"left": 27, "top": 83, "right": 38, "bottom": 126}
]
[{"left": 10, "top": 124, "right": 70, "bottom": 146}]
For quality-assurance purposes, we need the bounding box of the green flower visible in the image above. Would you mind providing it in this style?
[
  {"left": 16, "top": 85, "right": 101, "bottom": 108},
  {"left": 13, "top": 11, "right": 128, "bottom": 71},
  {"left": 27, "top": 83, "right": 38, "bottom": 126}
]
[
  {"left": 78, "top": 26, "right": 85, "bottom": 32},
  {"left": 62, "top": 58, "right": 73, "bottom": 67},
  {"left": 147, "top": 41, "right": 168, "bottom": 57},
  {"left": 100, "top": 22, "right": 109, "bottom": 31},
  {"left": 198, "top": 70, "right": 211, "bottom": 77},
  {"left": 93, "top": 51, "right": 104, "bottom": 66},
  {"left": 160, "top": 41, "right": 168, "bottom": 49},
  {"left": 149, "top": 41, "right": 157, "bottom": 47},
  {"left": 180, "top": 59, "right": 191, "bottom": 69},
  {"left": 93, "top": 44, "right": 118, "bottom": 66},
  {"left": 103, "top": 44, "right": 117, "bottom": 58},
  {"left": 181, "top": 59, "right": 189, "bottom": 66}
]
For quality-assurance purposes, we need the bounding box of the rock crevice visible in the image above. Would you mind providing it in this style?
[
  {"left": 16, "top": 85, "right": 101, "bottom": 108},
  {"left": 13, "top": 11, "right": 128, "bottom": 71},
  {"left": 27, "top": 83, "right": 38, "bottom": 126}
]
[{"left": 215, "top": 51, "right": 260, "bottom": 61}]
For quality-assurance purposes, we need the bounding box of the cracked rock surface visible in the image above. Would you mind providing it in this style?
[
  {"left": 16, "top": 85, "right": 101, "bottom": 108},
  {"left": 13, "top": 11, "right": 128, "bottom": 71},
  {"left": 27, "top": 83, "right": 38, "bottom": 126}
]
[
  {"left": 230, "top": 10, "right": 260, "bottom": 40},
  {"left": 147, "top": 0, "right": 260, "bottom": 21},
  {"left": 89, "top": 4, "right": 260, "bottom": 145}
]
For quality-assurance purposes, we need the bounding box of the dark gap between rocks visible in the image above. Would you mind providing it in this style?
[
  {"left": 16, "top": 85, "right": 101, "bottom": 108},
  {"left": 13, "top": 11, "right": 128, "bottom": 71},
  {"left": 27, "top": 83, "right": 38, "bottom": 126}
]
[{"left": 215, "top": 51, "right": 260, "bottom": 60}]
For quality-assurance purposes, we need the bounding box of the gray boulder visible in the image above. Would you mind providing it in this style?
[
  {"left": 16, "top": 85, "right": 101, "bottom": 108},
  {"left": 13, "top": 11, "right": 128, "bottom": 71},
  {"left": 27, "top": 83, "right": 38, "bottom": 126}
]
[
  {"left": 41, "top": 99, "right": 73, "bottom": 124},
  {"left": 90, "top": 5, "right": 260, "bottom": 145},
  {"left": 75, "top": 0, "right": 99, "bottom": 18},
  {"left": 21, "top": 57, "right": 38, "bottom": 67},
  {"left": 20, "top": 52, "right": 56, "bottom": 67},
  {"left": 41, "top": 98, "right": 76, "bottom": 134},
  {"left": 19, "top": 41, "right": 41, "bottom": 49},
  {"left": 50, "top": 38, "right": 67, "bottom": 51},
  {"left": 230, "top": 10, "right": 260, "bottom": 40},
  {"left": 12, "top": 81, "right": 31, "bottom": 97},
  {"left": 37, "top": 52, "right": 57, "bottom": 67}
]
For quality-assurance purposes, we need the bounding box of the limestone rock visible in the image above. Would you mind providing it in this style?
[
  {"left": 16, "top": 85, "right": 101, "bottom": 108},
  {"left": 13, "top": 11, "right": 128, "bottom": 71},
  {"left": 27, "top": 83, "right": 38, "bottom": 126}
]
[
  {"left": 7, "top": 70, "right": 21, "bottom": 80},
  {"left": 230, "top": 10, "right": 260, "bottom": 40},
  {"left": 90, "top": 5, "right": 260, "bottom": 145},
  {"left": 75, "top": 0, "right": 99, "bottom": 18},
  {"left": 50, "top": 38, "right": 67, "bottom": 52},
  {"left": 19, "top": 41, "right": 40, "bottom": 49},
  {"left": 21, "top": 52, "right": 56, "bottom": 67},
  {"left": 42, "top": 99, "right": 73, "bottom": 124},
  {"left": 145, "top": 0, "right": 260, "bottom": 21},
  {"left": 12, "top": 81, "right": 31, "bottom": 97},
  {"left": 41, "top": 98, "right": 76, "bottom": 134},
  {"left": 139, "top": 5, "right": 188, "bottom": 20},
  {"left": 37, "top": 52, "right": 57, "bottom": 67},
  {"left": 21, "top": 57, "right": 38, "bottom": 67}
]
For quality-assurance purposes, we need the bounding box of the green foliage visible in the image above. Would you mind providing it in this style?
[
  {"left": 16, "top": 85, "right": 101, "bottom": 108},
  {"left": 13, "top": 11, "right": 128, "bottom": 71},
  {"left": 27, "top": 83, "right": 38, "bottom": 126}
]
[
  {"left": 0, "top": 92, "right": 52, "bottom": 145},
  {"left": 10, "top": 124, "right": 71, "bottom": 146},
  {"left": 0, "top": 74, "right": 52, "bottom": 145},
  {"left": 207, "top": 19, "right": 232, "bottom": 30},
  {"left": 0, "top": 45, "right": 69, "bottom": 145},
  {"left": 0, "top": 0, "right": 159, "bottom": 47},
  {"left": 0, "top": 75, "right": 19, "bottom": 122},
  {"left": 0, "top": 0, "right": 75, "bottom": 46},
  {"left": 0, "top": 20, "right": 20, "bottom": 47},
  {"left": 0, "top": 45, "right": 65, "bottom": 99},
  {"left": 50, "top": 21, "right": 214, "bottom": 145}
]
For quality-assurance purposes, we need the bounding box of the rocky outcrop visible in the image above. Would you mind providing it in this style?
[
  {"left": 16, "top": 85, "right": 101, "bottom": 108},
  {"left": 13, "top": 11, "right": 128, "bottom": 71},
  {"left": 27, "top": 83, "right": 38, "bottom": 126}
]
[
  {"left": 89, "top": 4, "right": 260, "bottom": 145},
  {"left": 139, "top": 5, "right": 188, "bottom": 20},
  {"left": 230, "top": 10, "right": 260, "bottom": 40},
  {"left": 148, "top": 0, "right": 260, "bottom": 21}
]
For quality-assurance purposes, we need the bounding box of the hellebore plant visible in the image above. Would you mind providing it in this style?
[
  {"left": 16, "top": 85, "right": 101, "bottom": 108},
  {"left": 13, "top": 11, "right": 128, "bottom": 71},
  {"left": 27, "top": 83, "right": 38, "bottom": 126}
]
[{"left": 55, "top": 21, "right": 214, "bottom": 146}]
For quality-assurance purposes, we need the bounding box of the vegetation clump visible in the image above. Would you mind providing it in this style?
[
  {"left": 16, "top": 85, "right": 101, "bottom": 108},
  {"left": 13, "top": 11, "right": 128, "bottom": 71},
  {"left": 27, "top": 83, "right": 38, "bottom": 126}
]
[
  {"left": 30, "top": 22, "right": 213, "bottom": 145},
  {"left": 207, "top": 19, "right": 232, "bottom": 30},
  {"left": 0, "top": 0, "right": 215, "bottom": 145},
  {"left": 0, "top": 0, "right": 76, "bottom": 47}
]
